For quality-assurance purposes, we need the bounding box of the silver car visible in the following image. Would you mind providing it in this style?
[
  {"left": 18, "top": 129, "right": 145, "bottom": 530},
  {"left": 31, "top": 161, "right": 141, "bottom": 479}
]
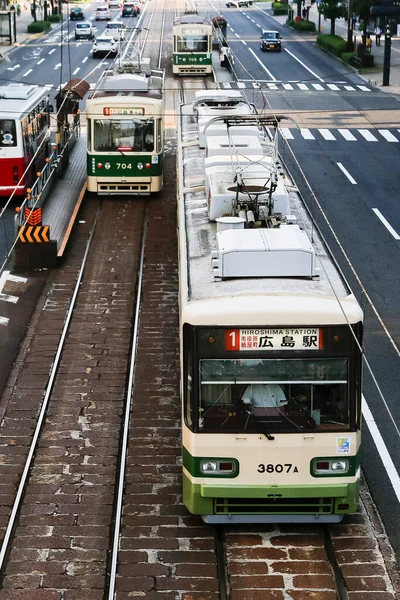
[
  {"left": 105, "top": 20, "right": 125, "bottom": 40},
  {"left": 95, "top": 6, "right": 112, "bottom": 20}
]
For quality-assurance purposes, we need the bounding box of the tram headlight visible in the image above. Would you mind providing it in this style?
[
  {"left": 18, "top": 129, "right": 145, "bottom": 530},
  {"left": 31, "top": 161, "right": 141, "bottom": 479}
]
[
  {"left": 137, "top": 162, "right": 144, "bottom": 170},
  {"left": 313, "top": 459, "right": 349, "bottom": 475},
  {"left": 331, "top": 460, "right": 348, "bottom": 472},
  {"left": 200, "top": 461, "right": 218, "bottom": 473}
]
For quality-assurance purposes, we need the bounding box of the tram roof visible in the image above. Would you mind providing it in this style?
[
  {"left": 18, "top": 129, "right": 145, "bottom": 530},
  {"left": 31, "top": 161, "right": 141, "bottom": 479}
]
[
  {"left": 178, "top": 100, "right": 362, "bottom": 325},
  {"left": 0, "top": 84, "right": 49, "bottom": 120}
]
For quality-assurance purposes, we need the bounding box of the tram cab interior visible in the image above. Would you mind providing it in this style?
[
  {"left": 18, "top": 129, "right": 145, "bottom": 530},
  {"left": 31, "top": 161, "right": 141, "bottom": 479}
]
[
  {"left": 173, "top": 14, "right": 211, "bottom": 54},
  {"left": 93, "top": 118, "right": 156, "bottom": 152}
]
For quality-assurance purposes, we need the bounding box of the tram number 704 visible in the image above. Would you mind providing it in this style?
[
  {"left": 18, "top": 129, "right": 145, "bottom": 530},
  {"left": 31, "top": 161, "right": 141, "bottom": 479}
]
[
  {"left": 116, "top": 163, "right": 133, "bottom": 170},
  {"left": 257, "top": 464, "right": 299, "bottom": 473}
]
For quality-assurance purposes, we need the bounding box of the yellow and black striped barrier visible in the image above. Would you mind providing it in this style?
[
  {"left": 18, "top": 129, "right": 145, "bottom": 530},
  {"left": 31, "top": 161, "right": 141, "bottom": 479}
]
[{"left": 18, "top": 226, "right": 50, "bottom": 243}]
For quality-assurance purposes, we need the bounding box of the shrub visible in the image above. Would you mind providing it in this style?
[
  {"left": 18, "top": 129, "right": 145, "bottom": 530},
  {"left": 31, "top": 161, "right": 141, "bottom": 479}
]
[
  {"left": 341, "top": 51, "right": 356, "bottom": 64},
  {"left": 317, "top": 33, "right": 346, "bottom": 57},
  {"left": 362, "top": 52, "right": 375, "bottom": 67},
  {"left": 272, "top": 2, "right": 289, "bottom": 14},
  {"left": 291, "top": 19, "right": 316, "bottom": 31},
  {"left": 27, "top": 20, "right": 51, "bottom": 33},
  {"left": 48, "top": 14, "right": 62, "bottom": 22}
]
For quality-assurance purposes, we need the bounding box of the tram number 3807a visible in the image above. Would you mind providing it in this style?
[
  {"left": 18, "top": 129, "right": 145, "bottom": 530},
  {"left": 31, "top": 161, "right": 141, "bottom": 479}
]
[{"left": 257, "top": 463, "right": 299, "bottom": 473}]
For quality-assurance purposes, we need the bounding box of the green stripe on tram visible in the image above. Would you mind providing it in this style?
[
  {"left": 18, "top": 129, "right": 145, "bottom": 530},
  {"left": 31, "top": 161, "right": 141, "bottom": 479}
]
[
  {"left": 87, "top": 154, "right": 163, "bottom": 177},
  {"left": 173, "top": 54, "right": 212, "bottom": 65}
]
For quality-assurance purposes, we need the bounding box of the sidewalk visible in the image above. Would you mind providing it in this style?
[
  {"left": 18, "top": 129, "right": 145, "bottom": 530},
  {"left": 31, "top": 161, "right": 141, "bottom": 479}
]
[
  {"left": 0, "top": 6, "right": 55, "bottom": 61},
  {"left": 269, "top": 2, "right": 400, "bottom": 94}
]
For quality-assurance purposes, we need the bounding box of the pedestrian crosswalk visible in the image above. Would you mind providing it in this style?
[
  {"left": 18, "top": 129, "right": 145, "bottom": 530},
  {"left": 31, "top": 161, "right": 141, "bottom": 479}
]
[
  {"left": 218, "top": 80, "right": 372, "bottom": 93},
  {"left": 279, "top": 127, "right": 400, "bottom": 143}
]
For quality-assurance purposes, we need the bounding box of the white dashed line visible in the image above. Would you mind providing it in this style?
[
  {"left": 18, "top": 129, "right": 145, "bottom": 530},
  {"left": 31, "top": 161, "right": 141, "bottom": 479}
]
[
  {"left": 23, "top": 69, "right": 33, "bottom": 77},
  {"left": 337, "top": 162, "right": 357, "bottom": 184},
  {"left": 48, "top": 48, "right": 56, "bottom": 54},
  {"left": 284, "top": 47, "right": 324, "bottom": 82},
  {"left": 37, "top": 58, "right": 45, "bottom": 65},
  {"left": 372, "top": 209, "right": 400, "bottom": 240}
]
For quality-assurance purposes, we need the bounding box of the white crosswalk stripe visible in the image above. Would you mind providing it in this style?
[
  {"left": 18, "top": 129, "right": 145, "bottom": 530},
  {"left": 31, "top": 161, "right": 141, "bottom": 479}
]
[
  {"left": 282, "top": 83, "right": 294, "bottom": 90},
  {"left": 338, "top": 129, "right": 357, "bottom": 141},
  {"left": 311, "top": 83, "right": 324, "bottom": 91},
  {"left": 300, "top": 128, "right": 315, "bottom": 140},
  {"left": 358, "top": 129, "right": 378, "bottom": 141},
  {"left": 280, "top": 128, "right": 294, "bottom": 140},
  {"left": 319, "top": 129, "right": 336, "bottom": 141},
  {"left": 297, "top": 83, "right": 309, "bottom": 90},
  {"left": 378, "top": 129, "right": 399, "bottom": 142},
  {"left": 327, "top": 84, "right": 340, "bottom": 90}
]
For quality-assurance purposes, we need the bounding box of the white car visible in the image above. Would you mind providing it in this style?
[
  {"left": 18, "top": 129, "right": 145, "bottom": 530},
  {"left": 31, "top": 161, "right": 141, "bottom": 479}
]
[
  {"left": 92, "top": 35, "right": 119, "bottom": 57},
  {"left": 95, "top": 6, "right": 112, "bottom": 20},
  {"left": 74, "top": 21, "right": 95, "bottom": 40},
  {"left": 108, "top": 0, "right": 120, "bottom": 6},
  {"left": 105, "top": 20, "right": 125, "bottom": 40}
]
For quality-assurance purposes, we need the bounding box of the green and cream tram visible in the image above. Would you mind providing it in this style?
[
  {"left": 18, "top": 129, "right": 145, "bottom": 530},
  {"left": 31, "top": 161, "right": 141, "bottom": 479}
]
[
  {"left": 86, "top": 70, "right": 164, "bottom": 195},
  {"left": 177, "top": 92, "right": 363, "bottom": 523},
  {"left": 173, "top": 14, "right": 213, "bottom": 76}
]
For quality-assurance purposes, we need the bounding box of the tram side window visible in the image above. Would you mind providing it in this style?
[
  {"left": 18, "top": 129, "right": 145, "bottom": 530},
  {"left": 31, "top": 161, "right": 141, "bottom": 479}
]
[
  {"left": 157, "top": 118, "right": 162, "bottom": 153},
  {"left": 176, "top": 34, "right": 208, "bottom": 52},
  {"left": 0, "top": 120, "right": 17, "bottom": 147}
]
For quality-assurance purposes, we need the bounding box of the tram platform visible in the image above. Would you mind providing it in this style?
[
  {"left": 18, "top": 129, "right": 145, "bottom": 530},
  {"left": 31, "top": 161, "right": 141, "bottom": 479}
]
[{"left": 14, "top": 133, "right": 87, "bottom": 269}]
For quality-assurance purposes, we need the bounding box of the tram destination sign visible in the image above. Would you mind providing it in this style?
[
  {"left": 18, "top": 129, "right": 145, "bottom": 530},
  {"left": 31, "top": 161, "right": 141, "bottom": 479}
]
[
  {"left": 103, "top": 107, "right": 144, "bottom": 116},
  {"left": 225, "top": 328, "right": 323, "bottom": 351}
]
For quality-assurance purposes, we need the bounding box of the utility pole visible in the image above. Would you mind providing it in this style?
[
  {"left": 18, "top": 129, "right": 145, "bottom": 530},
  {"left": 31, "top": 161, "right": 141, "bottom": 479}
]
[
  {"left": 382, "top": 20, "right": 391, "bottom": 85},
  {"left": 370, "top": 2, "right": 400, "bottom": 87}
]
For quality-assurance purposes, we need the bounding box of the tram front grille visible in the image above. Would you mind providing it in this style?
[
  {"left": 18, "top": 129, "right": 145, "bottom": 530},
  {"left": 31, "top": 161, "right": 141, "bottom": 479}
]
[
  {"left": 214, "top": 497, "right": 334, "bottom": 515},
  {"left": 98, "top": 183, "right": 151, "bottom": 194},
  {"left": 178, "top": 67, "right": 208, "bottom": 74}
]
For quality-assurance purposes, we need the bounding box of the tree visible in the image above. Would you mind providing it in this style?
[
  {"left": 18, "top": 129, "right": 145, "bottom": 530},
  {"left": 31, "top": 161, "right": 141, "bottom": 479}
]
[
  {"left": 318, "top": 0, "right": 347, "bottom": 35},
  {"left": 352, "top": 0, "right": 373, "bottom": 42}
]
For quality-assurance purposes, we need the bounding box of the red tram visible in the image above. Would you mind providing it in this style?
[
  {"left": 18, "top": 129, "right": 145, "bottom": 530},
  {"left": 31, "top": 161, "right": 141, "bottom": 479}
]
[{"left": 0, "top": 83, "right": 51, "bottom": 198}]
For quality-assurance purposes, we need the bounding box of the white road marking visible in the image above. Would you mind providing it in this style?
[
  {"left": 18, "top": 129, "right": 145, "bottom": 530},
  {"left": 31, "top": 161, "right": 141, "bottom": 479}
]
[
  {"left": 363, "top": 397, "right": 400, "bottom": 503},
  {"left": 297, "top": 83, "right": 309, "bottom": 90},
  {"left": 48, "top": 48, "right": 56, "bottom": 54},
  {"left": 319, "top": 128, "right": 336, "bottom": 141},
  {"left": 338, "top": 129, "right": 357, "bottom": 141},
  {"left": 282, "top": 83, "right": 294, "bottom": 90},
  {"left": 357, "top": 85, "right": 371, "bottom": 91},
  {"left": 82, "top": 56, "right": 88, "bottom": 63},
  {"left": 37, "top": 58, "right": 45, "bottom": 65},
  {"left": 378, "top": 129, "right": 398, "bottom": 143},
  {"left": 0, "top": 294, "right": 19, "bottom": 304},
  {"left": 222, "top": 82, "right": 232, "bottom": 88},
  {"left": 73, "top": 67, "right": 80, "bottom": 75},
  {"left": 22, "top": 69, "right": 33, "bottom": 77},
  {"left": 280, "top": 128, "right": 294, "bottom": 140},
  {"left": 237, "top": 82, "right": 246, "bottom": 88},
  {"left": 337, "top": 162, "right": 357, "bottom": 184},
  {"left": 7, "top": 64, "right": 20, "bottom": 71},
  {"left": 300, "top": 128, "right": 315, "bottom": 140},
  {"left": 358, "top": 129, "right": 378, "bottom": 141},
  {"left": 266, "top": 82, "right": 278, "bottom": 90},
  {"left": 372, "top": 208, "right": 400, "bottom": 240},
  {"left": 311, "top": 83, "right": 324, "bottom": 90},
  {"left": 54, "top": 63, "right": 62, "bottom": 69},
  {"left": 284, "top": 47, "right": 324, "bottom": 82},
  {"left": 344, "top": 85, "right": 356, "bottom": 91},
  {"left": 327, "top": 83, "right": 340, "bottom": 90},
  {"left": 241, "top": 40, "right": 247, "bottom": 46},
  {"left": 248, "top": 47, "right": 276, "bottom": 81},
  {"left": 0, "top": 317, "right": 9, "bottom": 326}
]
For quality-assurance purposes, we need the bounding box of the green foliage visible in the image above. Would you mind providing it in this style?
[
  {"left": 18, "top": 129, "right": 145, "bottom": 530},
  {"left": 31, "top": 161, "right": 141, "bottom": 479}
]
[
  {"left": 318, "top": 0, "right": 346, "bottom": 20},
  {"left": 27, "top": 20, "right": 51, "bottom": 33},
  {"left": 290, "top": 18, "right": 316, "bottom": 31},
  {"left": 47, "top": 14, "right": 62, "bottom": 22},
  {"left": 317, "top": 33, "right": 347, "bottom": 56},
  {"left": 272, "top": 2, "right": 290, "bottom": 13},
  {"left": 341, "top": 51, "right": 356, "bottom": 63}
]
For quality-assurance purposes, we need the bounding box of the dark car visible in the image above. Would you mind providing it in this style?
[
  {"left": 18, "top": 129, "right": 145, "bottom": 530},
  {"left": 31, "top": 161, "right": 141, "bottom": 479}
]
[
  {"left": 121, "top": 2, "right": 137, "bottom": 16},
  {"left": 69, "top": 6, "right": 84, "bottom": 19},
  {"left": 260, "top": 30, "right": 281, "bottom": 52}
]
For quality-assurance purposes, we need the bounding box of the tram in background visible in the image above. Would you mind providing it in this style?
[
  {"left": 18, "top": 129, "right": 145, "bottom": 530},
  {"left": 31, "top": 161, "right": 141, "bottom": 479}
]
[
  {"left": 0, "top": 83, "right": 51, "bottom": 199},
  {"left": 172, "top": 13, "right": 213, "bottom": 75},
  {"left": 177, "top": 90, "right": 364, "bottom": 524},
  {"left": 86, "top": 68, "right": 164, "bottom": 195}
]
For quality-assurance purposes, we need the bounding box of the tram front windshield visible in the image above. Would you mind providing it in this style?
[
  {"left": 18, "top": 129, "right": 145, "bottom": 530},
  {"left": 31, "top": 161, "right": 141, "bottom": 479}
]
[
  {"left": 93, "top": 118, "right": 155, "bottom": 152},
  {"left": 198, "top": 358, "right": 350, "bottom": 432},
  {"left": 176, "top": 34, "right": 208, "bottom": 52}
]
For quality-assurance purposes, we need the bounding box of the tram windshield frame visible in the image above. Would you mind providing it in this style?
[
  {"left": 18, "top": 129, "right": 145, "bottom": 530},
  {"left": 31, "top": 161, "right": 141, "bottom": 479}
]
[
  {"left": 0, "top": 119, "right": 18, "bottom": 147},
  {"left": 183, "top": 324, "right": 362, "bottom": 435},
  {"left": 92, "top": 117, "right": 155, "bottom": 153}
]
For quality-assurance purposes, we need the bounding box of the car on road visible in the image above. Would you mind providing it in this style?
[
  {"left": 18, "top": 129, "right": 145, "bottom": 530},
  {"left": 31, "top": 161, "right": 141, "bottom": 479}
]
[
  {"left": 105, "top": 20, "right": 125, "bottom": 40},
  {"left": 226, "top": 0, "right": 252, "bottom": 7},
  {"left": 74, "top": 21, "right": 95, "bottom": 40},
  {"left": 69, "top": 6, "right": 84, "bottom": 19},
  {"left": 95, "top": 5, "right": 112, "bottom": 20},
  {"left": 260, "top": 29, "right": 282, "bottom": 52},
  {"left": 108, "top": 0, "right": 120, "bottom": 6},
  {"left": 121, "top": 1, "right": 137, "bottom": 16},
  {"left": 92, "top": 35, "right": 119, "bottom": 57}
]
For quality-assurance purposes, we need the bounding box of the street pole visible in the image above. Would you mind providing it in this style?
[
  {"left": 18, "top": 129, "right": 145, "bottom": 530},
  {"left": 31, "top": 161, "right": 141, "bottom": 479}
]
[
  {"left": 382, "top": 20, "right": 391, "bottom": 85},
  {"left": 347, "top": 0, "right": 353, "bottom": 49}
]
